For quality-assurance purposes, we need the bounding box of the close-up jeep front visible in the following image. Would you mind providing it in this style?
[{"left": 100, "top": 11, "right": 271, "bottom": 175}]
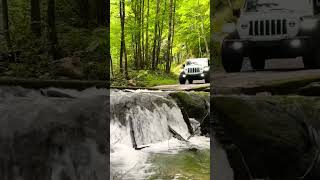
[{"left": 221, "top": 0, "right": 320, "bottom": 72}]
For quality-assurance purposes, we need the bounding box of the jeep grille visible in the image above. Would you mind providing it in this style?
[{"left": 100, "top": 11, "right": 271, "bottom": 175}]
[
  {"left": 187, "top": 68, "right": 200, "bottom": 74},
  {"left": 249, "top": 19, "right": 287, "bottom": 36}
]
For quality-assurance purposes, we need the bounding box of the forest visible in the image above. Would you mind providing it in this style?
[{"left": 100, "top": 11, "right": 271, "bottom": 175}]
[
  {"left": 0, "top": 0, "right": 109, "bottom": 80},
  {"left": 111, "top": 0, "right": 210, "bottom": 87}
]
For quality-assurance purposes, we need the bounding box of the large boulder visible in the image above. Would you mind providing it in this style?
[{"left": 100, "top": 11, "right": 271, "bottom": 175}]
[
  {"left": 0, "top": 89, "right": 108, "bottom": 180},
  {"left": 170, "top": 92, "right": 210, "bottom": 135},
  {"left": 212, "top": 95, "right": 320, "bottom": 179}
]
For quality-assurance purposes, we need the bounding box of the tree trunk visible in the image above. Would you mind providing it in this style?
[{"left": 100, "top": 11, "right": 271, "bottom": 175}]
[
  {"left": 31, "top": 0, "right": 41, "bottom": 37},
  {"left": 166, "top": 0, "right": 173, "bottom": 73},
  {"left": 79, "top": 0, "right": 89, "bottom": 27},
  {"left": 141, "top": 0, "right": 145, "bottom": 69},
  {"left": 96, "top": 0, "right": 107, "bottom": 26},
  {"left": 120, "top": 0, "right": 128, "bottom": 78},
  {"left": 170, "top": 0, "right": 176, "bottom": 67},
  {"left": 47, "top": 0, "right": 57, "bottom": 59},
  {"left": 119, "top": 0, "right": 124, "bottom": 73},
  {"left": 2, "top": 0, "right": 11, "bottom": 50},
  {"left": 151, "top": 0, "right": 160, "bottom": 70},
  {"left": 199, "top": 0, "right": 209, "bottom": 55},
  {"left": 106, "top": 0, "right": 111, "bottom": 82},
  {"left": 156, "top": 0, "right": 166, "bottom": 69},
  {"left": 210, "top": 0, "right": 215, "bottom": 68},
  {"left": 145, "top": 0, "right": 150, "bottom": 69}
]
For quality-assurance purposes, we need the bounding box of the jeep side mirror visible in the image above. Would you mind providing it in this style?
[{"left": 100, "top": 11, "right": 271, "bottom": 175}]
[
  {"left": 222, "top": 23, "right": 236, "bottom": 33},
  {"left": 233, "top": 8, "right": 240, "bottom": 17}
]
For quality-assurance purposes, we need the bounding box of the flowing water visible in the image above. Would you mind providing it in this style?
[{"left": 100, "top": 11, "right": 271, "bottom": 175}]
[{"left": 110, "top": 90, "right": 210, "bottom": 180}]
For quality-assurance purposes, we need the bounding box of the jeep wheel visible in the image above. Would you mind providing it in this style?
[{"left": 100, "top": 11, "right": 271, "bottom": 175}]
[
  {"left": 188, "top": 79, "right": 193, "bottom": 84},
  {"left": 303, "top": 52, "right": 320, "bottom": 69},
  {"left": 179, "top": 78, "right": 186, "bottom": 84},
  {"left": 221, "top": 45, "right": 243, "bottom": 73},
  {"left": 249, "top": 56, "right": 265, "bottom": 70},
  {"left": 205, "top": 77, "right": 210, "bottom": 83}
]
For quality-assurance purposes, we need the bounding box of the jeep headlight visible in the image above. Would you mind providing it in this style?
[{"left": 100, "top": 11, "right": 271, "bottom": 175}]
[
  {"left": 300, "top": 18, "right": 318, "bottom": 30},
  {"left": 203, "top": 66, "right": 209, "bottom": 71}
]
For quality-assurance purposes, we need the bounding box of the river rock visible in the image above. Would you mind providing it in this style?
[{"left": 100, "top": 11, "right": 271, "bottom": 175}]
[
  {"left": 299, "top": 82, "right": 320, "bottom": 96},
  {"left": 212, "top": 95, "right": 320, "bottom": 179},
  {"left": 0, "top": 93, "right": 108, "bottom": 180},
  {"left": 169, "top": 92, "right": 210, "bottom": 135}
]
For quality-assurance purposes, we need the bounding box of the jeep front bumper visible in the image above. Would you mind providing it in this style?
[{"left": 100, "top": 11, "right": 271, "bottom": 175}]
[
  {"left": 224, "top": 36, "right": 311, "bottom": 58},
  {"left": 180, "top": 72, "right": 209, "bottom": 80}
]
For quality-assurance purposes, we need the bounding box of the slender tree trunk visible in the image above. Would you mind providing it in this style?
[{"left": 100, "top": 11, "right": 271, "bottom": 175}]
[
  {"left": 166, "top": 0, "right": 173, "bottom": 73},
  {"left": 151, "top": 0, "right": 160, "bottom": 70},
  {"left": 199, "top": 0, "right": 209, "bottom": 55},
  {"left": 107, "top": 0, "right": 111, "bottom": 82},
  {"left": 2, "top": 0, "right": 11, "bottom": 50},
  {"left": 48, "top": 0, "right": 57, "bottom": 59},
  {"left": 145, "top": 0, "right": 150, "bottom": 69},
  {"left": 119, "top": 0, "right": 124, "bottom": 73},
  {"left": 79, "top": 0, "right": 89, "bottom": 27},
  {"left": 210, "top": 0, "right": 215, "bottom": 67},
  {"left": 96, "top": 0, "right": 107, "bottom": 25},
  {"left": 120, "top": 0, "right": 128, "bottom": 78},
  {"left": 141, "top": 0, "right": 145, "bottom": 69},
  {"left": 31, "top": 0, "right": 41, "bottom": 37},
  {"left": 170, "top": 0, "right": 176, "bottom": 67},
  {"left": 156, "top": 0, "right": 166, "bottom": 68}
]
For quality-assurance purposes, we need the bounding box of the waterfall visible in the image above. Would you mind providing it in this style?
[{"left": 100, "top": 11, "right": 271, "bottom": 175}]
[
  {"left": 110, "top": 90, "right": 190, "bottom": 149},
  {"left": 110, "top": 90, "right": 211, "bottom": 179}
]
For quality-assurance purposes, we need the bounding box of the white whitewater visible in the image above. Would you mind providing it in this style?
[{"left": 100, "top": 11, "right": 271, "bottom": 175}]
[{"left": 110, "top": 90, "right": 209, "bottom": 179}]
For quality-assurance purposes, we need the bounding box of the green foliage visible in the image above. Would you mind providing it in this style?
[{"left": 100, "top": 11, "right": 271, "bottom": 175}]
[
  {"left": 1, "top": 0, "right": 107, "bottom": 80},
  {"left": 112, "top": 70, "right": 178, "bottom": 87},
  {"left": 111, "top": 0, "right": 210, "bottom": 86}
]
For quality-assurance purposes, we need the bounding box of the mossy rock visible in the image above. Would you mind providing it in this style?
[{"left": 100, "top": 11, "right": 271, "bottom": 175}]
[
  {"left": 169, "top": 92, "right": 210, "bottom": 134},
  {"left": 212, "top": 95, "right": 320, "bottom": 179}
]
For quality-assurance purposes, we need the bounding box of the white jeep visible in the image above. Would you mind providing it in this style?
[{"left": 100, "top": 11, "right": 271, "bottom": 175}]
[
  {"left": 179, "top": 58, "right": 210, "bottom": 84},
  {"left": 221, "top": 0, "right": 320, "bottom": 72}
]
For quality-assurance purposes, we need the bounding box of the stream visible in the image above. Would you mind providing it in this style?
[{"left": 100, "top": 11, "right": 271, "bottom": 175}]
[{"left": 110, "top": 90, "right": 210, "bottom": 180}]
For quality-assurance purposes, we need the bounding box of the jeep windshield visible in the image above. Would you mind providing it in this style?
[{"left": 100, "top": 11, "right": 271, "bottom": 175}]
[
  {"left": 245, "top": 0, "right": 312, "bottom": 13},
  {"left": 186, "top": 58, "right": 208, "bottom": 66}
]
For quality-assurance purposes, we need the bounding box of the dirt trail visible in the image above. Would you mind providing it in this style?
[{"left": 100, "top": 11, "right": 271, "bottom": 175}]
[
  {"left": 213, "top": 58, "right": 320, "bottom": 93},
  {"left": 154, "top": 80, "right": 210, "bottom": 91}
]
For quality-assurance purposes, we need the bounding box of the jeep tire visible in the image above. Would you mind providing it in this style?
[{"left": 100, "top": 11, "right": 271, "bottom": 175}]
[
  {"left": 249, "top": 56, "right": 265, "bottom": 70},
  {"left": 188, "top": 79, "right": 193, "bottom": 84},
  {"left": 221, "top": 50, "right": 243, "bottom": 73},
  {"left": 179, "top": 77, "right": 186, "bottom": 84},
  {"left": 303, "top": 49, "right": 320, "bottom": 69},
  {"left": 205, "top": 76, "right": 210, "bottom": 83}
]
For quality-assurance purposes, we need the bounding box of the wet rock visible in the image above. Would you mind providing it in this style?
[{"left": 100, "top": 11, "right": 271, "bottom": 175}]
[
  {"left": 0, "top": 93, "right": 108, "bottom": 180},
  {"left": 40, "top": 89, "right": 75, "bottom": 98},
  {"left": 212, "top": 95, "right": 320, "bottom": 179},
  {"left": 169, "top": 92, "right": 210, "bottom": 135},
  {"left": 299, "top": 82, "right": 320, "bottom": 96}
]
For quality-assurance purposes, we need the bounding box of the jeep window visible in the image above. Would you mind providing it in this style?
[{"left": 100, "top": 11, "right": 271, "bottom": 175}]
[{"left": 245, "top": 0, "right": 313, "bottom": 14}]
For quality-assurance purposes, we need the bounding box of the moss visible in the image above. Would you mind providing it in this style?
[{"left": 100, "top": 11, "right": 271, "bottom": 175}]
[{"left": 169, "top": 92, "right": 209, "bottom": 119}]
